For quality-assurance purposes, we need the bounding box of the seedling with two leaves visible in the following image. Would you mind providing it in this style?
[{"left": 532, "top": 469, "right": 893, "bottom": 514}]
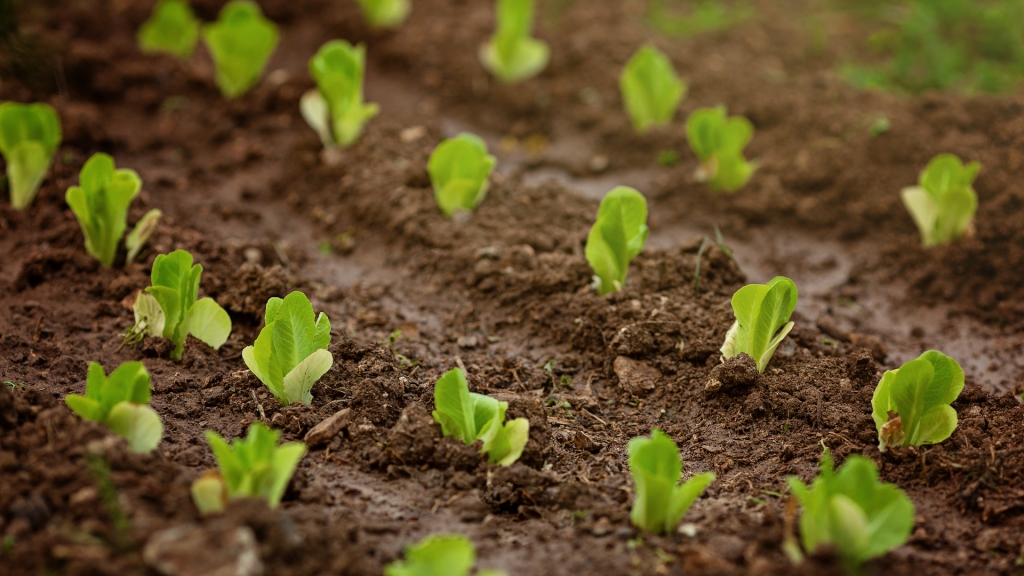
[
  {"left": 479, "top": 0, "right": 549, "bottom": 83},
  {"left": 301, "top": 40, "right": 379, "bottom": 148},
  {"left": 872, "top": 350, "right": 963, "bottom": 452},
  {"left": 432, "top": 368, "right": 529, "bottom": 466},
  {"left": 428, "top": 133, "right": 496, "bottom": 217},
  {"left": 65, "top": 362, "right": 163, "bottom": 453},
  {"left": 66, "top": 153, "right": 161, "bottom": 267},
  {"left": 720, "top": 276, "right": 798, "bottom": 373},
  {"left": 191, "top": 422, "right": 306, "bottom": 514},
  {"left": 901, "top": 153, "right": 979, "bottom": 247},
  {"left": 128, "top": 250, "right": 232, "bottom": 360},
  {"left": 585, "top": 186, "right": 649, "bottom": 296},
  {"left": 0, "top": 102, "right": 61, "bottom": 210},
  {"left": 243, "top": 291, "right": 333, "bottom": 406},
  {"left": 385, "top": 534, "right": 506, "bottom": 576},
  {"left": 629, "top": 429, "right": 715, "bottom": 534},
  {"left": 201, "top": 1, "right": 279, "bottom": 98},
  {"left": 357, "top": 0, "right": 410, "bottom": 29},
  {"left": 620, "top": 45, "right": 687, "bottom": 132},
  {"left": 686, "top": 106, "right": 756, "bottom": 192},
  {"left": 138, "top": 0, "right": 200, "bottom": 59}
]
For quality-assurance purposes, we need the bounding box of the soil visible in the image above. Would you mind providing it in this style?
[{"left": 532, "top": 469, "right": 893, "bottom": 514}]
[{"left": 2, "top": 0, "right": 1024, "bottom": 575}]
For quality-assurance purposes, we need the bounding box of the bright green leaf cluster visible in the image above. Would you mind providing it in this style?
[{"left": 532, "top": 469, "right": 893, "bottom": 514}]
[
  {"left": 787, "top": 448, "right": 915, "bottom": 569},
  {"left": 871, "top": 350, "right": 964, "bottom": 452},
  {"left": 432, "top": 368, "right": 529, "bottom": 467},
  {"left": 685, "top": 106, "right": 756, "bottom": 192},
  {"left": 131, "top": 249, "right": 232, "bottom": 360},
  {"left": 65, "top": 362, "right": 163, "bottom": 454},
  {"left": 385, "top": 534, "right": 506, "bottom": 576},
  {"left": 242, "top": 291, "right": 333, "bottom": 406},
  {"left": 478, "top": 0, "right": 549, "bottom": 83},
  {"left": 191, "top": 422, "right": 306, "bottom": 514},
  {"left": 628, "top": 429, "right": 714, "bottom": 534},
  {"left": 0, "top": 102, "right": 61, "bottom": 210},
  {"left": 427, "top": 133, "right": 496, "bottom": 217},
  {"left": 357, "top": 0, "right": 410, "bottom": 29},
  {"left": 585, "top": 186, "right": 649, "bottom": 296},
  {"left": 720, "top": 276, "right": 797, "bottom": 373},
  {"left": 138, "top": 0, "right": 201, "bottom": 60},
  {"left": 201, "top": 1, "right": 279, "bottom": 98},
  {"left": 619, "top": 45, "right": 687, "bottom": 132},
  {"left": 901, "top": 153, "right": 980, "bottom": 247},
  {"left": 66, "top": 153, "right": 161, "bottom": 267},
  {"left": 300, "top": 40, "right": 380, "bottom": 148}
]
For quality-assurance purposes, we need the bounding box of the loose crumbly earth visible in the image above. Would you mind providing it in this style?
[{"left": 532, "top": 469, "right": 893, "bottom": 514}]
[{"left": 2, "top": 1, "right": 1024, "bottom": 575}]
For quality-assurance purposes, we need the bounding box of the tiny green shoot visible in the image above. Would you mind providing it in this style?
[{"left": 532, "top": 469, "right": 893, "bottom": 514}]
[
  {"left": 871, "top": 350, "right": 964, "bottom": 452},
  {"left": 300, "top": 40, "right": 379, "bottom": 148},
  {"left": 869, "top": 116, "right": 890, "bottom": 137},
  {"left": 628, "top": 428, "right": 715, "bottom": 534},
  {"left": 479, "top": 0, "right": 550, "bottom": 83},
  {"left": 432, "top": 368, "right": 529, "bottom": 466},
  {"left": 138, "top": 0, "right": 200, "bottom": 60},
  {"left": 685, "top": 105, "right": 756, "bottom": 192},
  {"left": 242, "top": 291, "right": 333, "bottom": 406},
  {"left": 657, "top": 149, "right": 680, "bottom": 167},
  {"left": 427, "top": 133, "right": 497, "bottom": 217},
  {"left": 357, "top": 0, "right": 410, "bottom": 29},
  {"left": 720, "top": 276, "right": 798, "bottom": 373},
  {"left": 619, "top": 45, "right": 687, "bottom": 132},
  {"left": 201, "top": 1, "right": 279, "bottom": 98},
  {"left": 585, "top": 186, "right": 649, "bottom": 296},
  {"left": 0, "top": 102, "right": 61, "bottom": 210},
  {"left": 385, "top": 533, "right": 506, "bottom": 576},
  {"left": 901, "top": 153, "right": 980, "bottom": 247},
  {"left": 65, "top": 361, "right": 163, "bottom": 453}
]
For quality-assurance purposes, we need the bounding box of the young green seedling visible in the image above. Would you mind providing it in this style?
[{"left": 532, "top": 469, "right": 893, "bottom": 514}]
[
  {"left": 478, "top": 0, "right": 550, "bottom": 83},
  {"left": 685, "top": 106, "right": 756, "bottom": 192},
  {"left": 619, "top": 45, "right": 687, "bottom": 132},
  {"left": 432, "top": 368, "right": 529, "bottom": 466},
  {"left": 628, "top": 428, "right": 714, "bottom": 534},
  {"left": 357, "top": 0, "right": 410, "bottom": 29},
  {"left": 720, "top": 276, "right": 798, "bottom": 373},
  {"left": 0, "top": 102, "right": 61, "bottom": 210},
  {"left": 201, "top": 1, "right": 279, "bottom": 98},
  {"left": 242, "top": 291, "right": 333, "bottom": 406},
  {"left": 585, "top": 186, "right": 649, "bottom": 296},
  {"left": 901, "top": 153, "right": 980, "bottom": 247},
  {"left": 787, "top": 448, "right": 914, "bottom": 570},
  {"left": 65, "top": 362, "right": 163, "bottom": 453},
  {"left": 66, "top": 153, "right": 161, "bottom": 267},
  {"left": 300, "top": 40, "right": 379, "bottom": 148},
  {"left": 385, "top": 534, "right": 506, "bottom": 576},
  {"left": 130, "top": 249, "right": 232, "bottom": 360},
  {"left": 190, "top": 422, "right": 306, "bottom": 514},
  {"left": 871, "top": 350, "right": 964, "bottom": 452},
  {"left": 427, "top": 133, "right": 497, "bottom": 217},
  {"left": 138, "top": 0, "right": 201, "bottom": 59}
]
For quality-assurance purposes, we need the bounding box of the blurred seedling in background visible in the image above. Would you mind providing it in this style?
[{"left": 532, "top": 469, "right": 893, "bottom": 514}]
[
  {"left": 0, "top": 102, "right": 61, "bottom": 210},
  {"left": 720, "top": 276, "right": 798, "bottom": 373},
  {"left": 301, "top": 40, "right": 379, "bottom": 148},
  {"left": 201, "top": 1, "right": 279, "bottom": 98},
  {"left": 901, "top": 153, "right": 979, "bottom": 247},
  {"left": 138, "top": 0, "right": 200, "bottom": 59},
  {"left": 479, "top": 0, "right": 550, "bottom": 83},
  {"left": 428, "top": 133, "right": 496, "bottom": 217},
  {"left": 65, "top": 362, "right": 163, "bottom": 453},
  {"left": 620, "top": 45, "right": 687, "bottom": 132},
  {"left": 872, "top": 350, "right": 964, "bottom": 452},
  {"left": 628, "top": 429, "right": 715, "bottom": 534},
  {"left": 646, "top": 0, "right": 753, "bottom": 37},
  {"left": 432, "top": 368, "right": 529, "bottom": 466},
  {"left": 357, "top": 0, "right": 410, "bottom": 29},
  {"left": 585, "top": 186, "right": 649, "bottom": 295},
  {"left": 686, "top": 106, "right": 756, "bottom": 192},
  {"left": 385, "top": 533, "right": 506, "bottom": 576}
]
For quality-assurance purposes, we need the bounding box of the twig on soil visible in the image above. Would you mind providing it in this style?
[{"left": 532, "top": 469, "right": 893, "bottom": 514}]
[
  {"left": 251, "top": 390, "right": 266, "bottom": 422},
  {"left": 694, "top": 236, "right": 710, "bottom": 295},
  {"left": 582, "top": 408, "right": 607, "bottom": 426}
]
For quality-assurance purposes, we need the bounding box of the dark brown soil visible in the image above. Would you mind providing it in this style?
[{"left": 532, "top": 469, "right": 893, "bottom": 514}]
[{"left": 2, "top": 0, "right": 1024, "bottom": 575}]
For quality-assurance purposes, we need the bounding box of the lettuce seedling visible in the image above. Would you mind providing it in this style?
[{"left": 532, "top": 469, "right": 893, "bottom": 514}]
[
  {"left": 130, "top": 249, "right": 232, "bottom": 360},
  {"left": 66, "top": 153, "right": 161, "bottom": 267},
  {"left": 300, "top": 40, "right": 379, "bottom": 148},
  {"left": 619, "top": 45, "right": 687, "bottom": 132},
  {"left": 901, "top": 154, "right": 980, "bottom": 247},
  {"left": 585, "top": 186, "right": 649, "bottom": 296},
  {"left": 385, "top": 534, "right": 506, "bottom": 576},
  {"left": 427, "top": 133, "right": 497, "bottom": 217},
  {"left": 357, "top": 0, "right": 410, "bottom": 29},
  {"left": 65, "top": 362, "right": 163, "bottom": 453},
  {"left": 201, "top": 1, "right": 279, "bottom": 98},
  {"left": 628, "top": 429, "right": 715, "bottom": 534},
  {"left": 787, "top": 448, "right": 914, "bottom": 569},
  {"left": 191, "top": 422, "right": 306, "bottom": 514},
  {"left": 685, "top": 106, "right": 756, "bottom": 192},
  {"left": 0, "top": 102, "right": 61, "bottom": 210},
  {"left": 432, "top": 368, "right": 529, "bottom": 466},
  {"left": 242, "top": 291, "right": 333, "bottom": 406},
  {"left": 138, "top": 0, "right": 201, "bottom": 60},
  {"left": 478, "top": 0, "right": 550, "bottom": 83},
  {"left": 871, "top": 350, "right": 964, "bottom": 452},
  {"left": 720, "top": 276, "right": 797, "bottom": 373}
]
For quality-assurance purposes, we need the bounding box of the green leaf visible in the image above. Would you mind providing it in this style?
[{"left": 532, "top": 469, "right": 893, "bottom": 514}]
[
  {"left": 203, "top": 422, "right": 306, "bottom": 508},
  {"left": 496, "top": 418, "right": 529, "bottom": 467},
  {"left": 628, "top": 429, "right": 714, "bottom": 534},
  {"left": 685, "top": 106, "right": 756, "bottom": 192},
  {"left": 584, "top": 186, "right": 649, "bottom": 295},
  {"left": 384, "top": 534, "right": 476, "bottom": 576},
  {"left": 620, "top": 45, "right": 687, "bottom": 132},
  {"left": 182, "top": 297, "right": 232, "bottom": 350},
  {"left": 902, "top": 154, "right": 980, "bottom": 247},
  {"left": 478, "top": 0, "right": 549, "bottom": 83},
  {"left": 308, "top": 40, "right": 379, "bottom": 147},
  {"left": 871, "top": 350, "right": 964, "bottom": 451},
  {"left": 282, "top": 348, "right": 333, "bottom": 406},
  {"left": 105, "top": 401, "right": 163, "bottom": 453},
  {"left": 721, "top": 276, "right": 798, "bottom": 373},
  {"left": 190, "top": 472, "right": 226, "bottom": 515},
  {"left": 125, "top": 208, "right": 162, "bottom": 264},
  {"left": 132, "top": 291, "right": 166, "bottom": 338},
  {"left": 299, "top": 90, "right": 333, "bottom": 148},
  {"left": 138, "top": 0, "right": 200, "bottom": 60},
  {"left": 201, "top": 1, "right": 279, "bottom": 99},
  {"left": 356, "top": 0, "right": 410, "bottom": 28},
  {"left": 431, "top": 368, "right": 478, "bottom": 444},
  {"left": 428, "top": 133, "right": 496, "bottom": 217},
  {"left": 65, "top": 361, "right": 161, "bottom": 452},
  {"left": 431, "top": 368, "right": 528, "bottom": 466},
  {"left": 65, "top": 153, "right": 143, "bottom": 267},
  {"left": 0, "top": 102, "right": 61, "bottom": 210}
]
